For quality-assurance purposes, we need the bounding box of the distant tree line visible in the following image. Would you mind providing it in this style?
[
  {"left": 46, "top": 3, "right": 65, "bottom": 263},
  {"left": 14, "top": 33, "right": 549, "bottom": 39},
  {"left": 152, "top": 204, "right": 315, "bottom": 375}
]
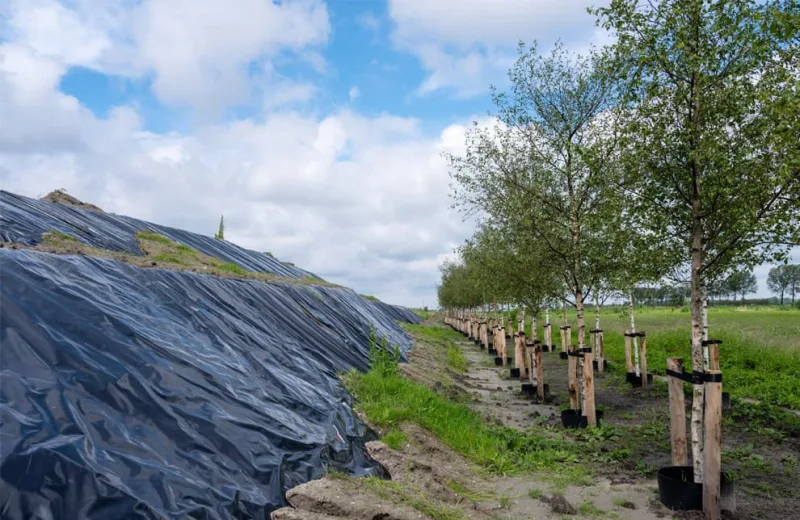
[{"left": 767, "top": 264, "right": 800, "bottom": 305}]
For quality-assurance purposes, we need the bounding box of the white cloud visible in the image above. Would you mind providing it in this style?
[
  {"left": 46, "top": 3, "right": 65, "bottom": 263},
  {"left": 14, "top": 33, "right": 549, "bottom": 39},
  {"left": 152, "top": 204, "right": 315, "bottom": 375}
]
[
  {"left": 2, "top": 0, "right": 330, "bottom": 113},
  {"left": 387, "top": 0, "right": 608, "bottom": 97},
  {"left": 348, "top": 86, "right": 360, "bottom": 101},
  {"left": 0, "top": 40, "right": 476, "bottom": 306}
]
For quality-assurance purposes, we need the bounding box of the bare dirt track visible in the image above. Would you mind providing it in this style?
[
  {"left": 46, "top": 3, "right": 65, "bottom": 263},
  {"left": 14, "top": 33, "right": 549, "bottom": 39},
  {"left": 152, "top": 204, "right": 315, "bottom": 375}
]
[{"left": 274, "top": 322, "right": 674, "bottom": 519}]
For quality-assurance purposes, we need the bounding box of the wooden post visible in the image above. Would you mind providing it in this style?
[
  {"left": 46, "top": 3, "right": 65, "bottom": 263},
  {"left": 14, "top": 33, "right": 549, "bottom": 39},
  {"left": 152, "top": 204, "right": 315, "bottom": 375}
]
[
  {"left": 526, "top": 340, "right": 535, "bottom": 385},
  {"left": 624, "top": 329, "right": 633, "bottom": 374},
  {"left": 535, "top": 342, "right": 544, "bottom": 400},
  {"left": 640, "top": 333, "right": 648, "bottom": 388},
  {"left": 568, "top": 347, "right": 578, "bottom": 409},
  {"left": 597, "top": 331, "right": 605, "bottom": 373},
  {"left": 704, "top": 342, "right": 722, "bottom": 520},
  {"left": 583, "top": 348, "right": 596, "bottom": 425},
  {"left": 500, "top": 327, "right": 507, "bottom": 364},
  {"left": 667, "top": 358, "right": 688, "bottom": 466}
]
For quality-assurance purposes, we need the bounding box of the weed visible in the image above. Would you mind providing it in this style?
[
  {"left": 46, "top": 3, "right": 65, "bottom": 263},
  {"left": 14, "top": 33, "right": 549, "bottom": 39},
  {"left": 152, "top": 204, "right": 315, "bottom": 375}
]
[
  {"left": 43, "top": 230, "right": 77, "bottom": 242},
  {"left": 217, "top": 262, "right": 248, "bottom": 275},
  {"left": 136, "top": 231, "right": 173, "bottom": 244},
  {"left": 151, "top": 254, "right": 188, "bottom": 265},
  {"left": 498, "top": 494, "right": 512, "bottom": 509},
  {"left": 578, "top": 500, "right": 606, "bottom": 517},
  {"left": 383, "top": 429, "right": 408, "bottom": 450},
  {"left": 528, "top": 488, "right": 544, "bottom": 500},
  {"left": 447, "top": 480, "right": 493, "bottom": 502},
  {"left": 446, "top": 345, "right": 468, "bottom": 374}
]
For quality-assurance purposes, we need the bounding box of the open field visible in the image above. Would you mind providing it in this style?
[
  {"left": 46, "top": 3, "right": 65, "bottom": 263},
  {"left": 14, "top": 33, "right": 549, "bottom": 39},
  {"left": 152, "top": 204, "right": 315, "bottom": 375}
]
[{"left": 521, "top": 306, "right": 800, "bottom": 410}]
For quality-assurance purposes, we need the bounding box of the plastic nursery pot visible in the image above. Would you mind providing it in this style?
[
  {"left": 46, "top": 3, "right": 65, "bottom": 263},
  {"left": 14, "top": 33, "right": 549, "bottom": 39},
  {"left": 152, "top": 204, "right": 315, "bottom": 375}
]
[
  {"left": 473, "top": 339, "right": 480, "bottom": 346},
  {"left": 521, "top": 383, "right": 550, "bottom": 397},
  {"left": 488, "top": 347, "right": 497, "bottom": 355},
  {"left": 494, "top": 357, "right": 504, "bottom": 366},
  {"left": 510, "top": 368, "right": 521, "bottom": 378},
  {"left": 506, "top": 358, "right": 513, "bottom": 366},
  {"left": 626, "top": 372, "right": 654, "bottom": 387},
  {"left": 561, "top": 409, "right": 604, "bottom": 429},
  {"left": 656, "top": 466, "right": 736, "bottom": 513},
  {"left": 592, "top": 359, "right": 609, "bottom": 371},
  {"left": 505, "top": 334, "right": 512, "bottom": 341},
  {"left": 722, "top": 391, "right": 731, "bottom": 412},
  {"left": 559, "top": 352, "right": 569, "bottom": 360}
]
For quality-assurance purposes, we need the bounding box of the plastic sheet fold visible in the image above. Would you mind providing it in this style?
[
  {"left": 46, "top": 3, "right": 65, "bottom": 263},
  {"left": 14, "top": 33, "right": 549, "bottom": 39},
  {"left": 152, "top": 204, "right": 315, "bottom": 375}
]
[{"left": 0, "top": 193, "right": 422, "bottom": 519}]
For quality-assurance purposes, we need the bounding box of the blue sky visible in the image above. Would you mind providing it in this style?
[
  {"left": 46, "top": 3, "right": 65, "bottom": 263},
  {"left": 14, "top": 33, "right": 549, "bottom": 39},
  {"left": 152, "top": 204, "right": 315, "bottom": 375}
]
[{"left": 1, "top": 0, "right": 793, "bottom": 307}]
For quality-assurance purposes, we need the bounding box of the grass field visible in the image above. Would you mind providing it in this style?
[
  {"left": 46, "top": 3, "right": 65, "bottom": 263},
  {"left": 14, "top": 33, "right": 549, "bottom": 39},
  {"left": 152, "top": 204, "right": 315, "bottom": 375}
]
[{"left": 526, "top": 306, "right": 800, "bottom": 409}]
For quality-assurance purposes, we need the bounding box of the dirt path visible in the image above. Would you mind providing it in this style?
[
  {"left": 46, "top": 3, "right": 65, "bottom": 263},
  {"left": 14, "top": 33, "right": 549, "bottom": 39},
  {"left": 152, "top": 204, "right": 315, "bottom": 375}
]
[{"left": 273, "top": 322, "right": 672, "bottom": 520}]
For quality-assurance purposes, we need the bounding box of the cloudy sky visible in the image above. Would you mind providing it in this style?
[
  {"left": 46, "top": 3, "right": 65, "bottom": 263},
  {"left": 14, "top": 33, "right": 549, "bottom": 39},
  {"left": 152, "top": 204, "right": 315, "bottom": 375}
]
[{"left": 0, "top": 0, "right": 794, "bottom": 307}]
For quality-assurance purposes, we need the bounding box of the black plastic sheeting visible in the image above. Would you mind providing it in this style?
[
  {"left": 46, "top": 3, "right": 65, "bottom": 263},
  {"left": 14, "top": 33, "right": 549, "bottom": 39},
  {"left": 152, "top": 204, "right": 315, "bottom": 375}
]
[
  {"left": 0, "top": 191, "right": 315, "bottom": 279},
  {"left": 0, "top": 246, "right": 421, "bottom": 519}
]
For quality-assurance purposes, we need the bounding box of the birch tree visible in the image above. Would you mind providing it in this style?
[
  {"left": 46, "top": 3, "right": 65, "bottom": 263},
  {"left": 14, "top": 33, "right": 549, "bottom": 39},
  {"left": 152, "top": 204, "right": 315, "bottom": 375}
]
[{"left": 594, "top": 0, "right": 800, "bottom": 481}]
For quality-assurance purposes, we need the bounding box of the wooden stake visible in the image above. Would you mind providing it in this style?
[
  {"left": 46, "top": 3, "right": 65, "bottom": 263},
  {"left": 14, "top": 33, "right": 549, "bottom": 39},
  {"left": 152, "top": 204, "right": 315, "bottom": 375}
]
[
  {"left": 583, "top": 349, "right": 596, "bottom": 426},
  {"left": 525, "top": 340, "right": 534, "bottom": 384},
  {"left": 640, "top": 333, "right": 648, "bottom": 388},
  {"left": 535, "top": 343, "right": 544, "bottom": 400},
  {"left": 624, "top": 329, "right": 633, "bottom": 374},
  {"left": 703, "top": 369, "right": 722, "bottom": 520},
  {"left": 667, "top": 358, "right": 688, "bottom": 465},
  {"left": 514, "top": 333, "right": 525, "bottom": 379},
  {"left": 597, "top": 331, "right": 605, "bottom": 373},
  {"left": 568, "top": 347, "right": 578, "bottom": 409}
]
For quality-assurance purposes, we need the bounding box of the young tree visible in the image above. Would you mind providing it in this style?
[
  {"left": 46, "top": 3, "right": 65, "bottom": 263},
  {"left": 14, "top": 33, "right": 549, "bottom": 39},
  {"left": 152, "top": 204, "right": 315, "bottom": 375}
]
[
  {"left": 595, "top": 0, "right": 800, "bottom": 486},
  {"left": 787, "top": 264, "right": 800, "bottom": 305},
  {"left": 448, "top": 42, "right": 625, "bottom": 425},
  {"left": 214, "top": 215, "right": 225, "bottom": 240},
  {"left": 767, "top": 265, "right": 792, "bottom": 304}
]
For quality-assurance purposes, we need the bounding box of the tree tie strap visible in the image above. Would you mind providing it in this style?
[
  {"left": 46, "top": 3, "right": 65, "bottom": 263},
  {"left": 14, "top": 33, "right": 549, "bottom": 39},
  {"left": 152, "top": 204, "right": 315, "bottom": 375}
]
[{"left": 666, "top": 368, "right": 723, "bottom": 384}]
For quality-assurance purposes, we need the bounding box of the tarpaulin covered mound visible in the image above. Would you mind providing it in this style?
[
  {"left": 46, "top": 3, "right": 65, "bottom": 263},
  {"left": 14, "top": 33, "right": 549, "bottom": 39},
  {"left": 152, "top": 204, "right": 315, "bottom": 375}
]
[
  {"left": 0, "top": 190, "right": 315, "bottom": 279},
  {"left": 0, "top": 196, "right": 422, "bottom": 519}
]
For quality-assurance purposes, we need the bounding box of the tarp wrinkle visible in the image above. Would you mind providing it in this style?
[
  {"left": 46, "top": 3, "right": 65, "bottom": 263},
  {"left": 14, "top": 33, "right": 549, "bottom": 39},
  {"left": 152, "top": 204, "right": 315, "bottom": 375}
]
[{"left": 0, "top": 191, "right": 422, "bottom": 519}]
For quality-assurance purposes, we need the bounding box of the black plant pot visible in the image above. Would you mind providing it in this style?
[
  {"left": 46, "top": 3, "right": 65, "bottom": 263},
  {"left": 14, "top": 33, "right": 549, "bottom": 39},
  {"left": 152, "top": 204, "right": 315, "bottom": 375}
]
[
  {"left": 488, "top": 347, "right": 496, "bottom": 355},
  {"left": 473, "top": 339, "right": 480, "bottom": 346},
  {"left": 505, "top": 334, "right": 512, "bottom": 340},
  {"left": 626, "top": 372, "right": 654, "bottom": 387},
  {"left": 593, "top": 360, "right": 609, "bottom": 371},
  {"left": 506, "top": 358, "right": 513, "bottom": 366},
  {"left": 561, "top": 409, "right": 603, "bottom": 429},
  {"left": 494, "top": 357, "right": 504, "bottom": 366},
  {"left": 722, "top": 392, "right": 731, "bottom": 411},
  {"left": 559, "top": 352, "right": 569, "bottom": 360},
  {"left": 656, "top": 466, "right": 735, "bottom": 512},
  {"left": 522, "top": 383, "right": 550, "bottom": 399},
  {"left": 510, "top": 368, "right": 521, "bottom": 378}
]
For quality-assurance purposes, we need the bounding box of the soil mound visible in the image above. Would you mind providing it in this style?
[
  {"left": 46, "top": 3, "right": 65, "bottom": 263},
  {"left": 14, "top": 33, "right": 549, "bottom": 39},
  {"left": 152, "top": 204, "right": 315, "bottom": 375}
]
[{"left": 40, "top": 189, "right": 103, "bottom": 212}]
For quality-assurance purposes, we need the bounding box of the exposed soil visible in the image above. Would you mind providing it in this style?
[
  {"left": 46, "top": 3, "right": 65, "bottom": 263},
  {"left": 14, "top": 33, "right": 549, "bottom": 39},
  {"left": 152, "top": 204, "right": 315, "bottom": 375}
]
[
  {"left": 40, "top": 189, "right": 104, "bottom": 212},
  {"left": 274, "top": 318, "right": 799, "bottom": 519}
]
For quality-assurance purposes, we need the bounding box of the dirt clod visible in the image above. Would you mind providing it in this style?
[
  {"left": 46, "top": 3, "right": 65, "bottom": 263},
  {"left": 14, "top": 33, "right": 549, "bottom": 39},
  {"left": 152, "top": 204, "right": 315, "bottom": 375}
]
[
  {"left": 620, "top": 500, "right": 637, "bottom": 509},
  {"left": 543, "top": 494, "right": 576, "bottom": 515}
]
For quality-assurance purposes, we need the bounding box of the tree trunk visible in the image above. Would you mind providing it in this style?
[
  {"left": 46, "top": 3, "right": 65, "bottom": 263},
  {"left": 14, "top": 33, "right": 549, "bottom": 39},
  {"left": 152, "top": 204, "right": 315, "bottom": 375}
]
[{"left": 629, "top": 291, "right": 640, "bottom": 377}]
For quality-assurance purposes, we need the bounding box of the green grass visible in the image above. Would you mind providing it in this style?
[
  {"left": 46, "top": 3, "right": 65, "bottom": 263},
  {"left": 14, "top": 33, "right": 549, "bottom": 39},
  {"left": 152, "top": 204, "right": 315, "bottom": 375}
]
[
  {"left": 528, "top": 488, "right": 544, "bottom": 500},
  {"left": 382, "top": 429, "right": 408, "bottom": 450},
  {"left": 446, "top": 346, "right": 468, "bottom": 374},
  {"left": 342, "top": 365, "right": 583, "bottom": 477},
  {"left": 45, "top": 230, "right": 77, "bottom": 242},
  {"left": 217, "top": 262, "right": 248, "bottom": 275},
  {"left": 151, "top": 254, "right": 189, "bottom": 265},
  {"left": 135, "top": 230, "right": 173, "bottom": 244},
  {"left": 578, "top": 500, "right": 606, "bottom": 517},
  {"left": 523, "top": 307, "right": 800, "bottom": 409}
]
